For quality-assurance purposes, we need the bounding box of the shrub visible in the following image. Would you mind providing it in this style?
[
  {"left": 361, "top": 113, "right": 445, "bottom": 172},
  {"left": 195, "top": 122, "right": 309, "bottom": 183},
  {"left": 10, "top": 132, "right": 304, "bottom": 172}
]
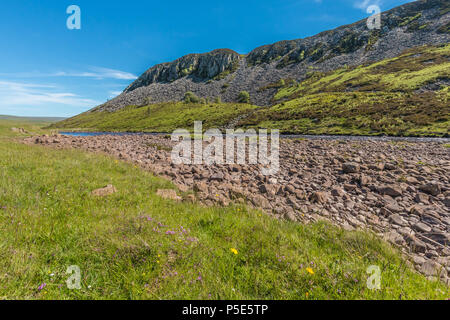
[
  {"left": 238, "top": 91, "right": 251, "bottom": 103},
  {"left": 184, "top": 91, "right": 201, "bottom": 104}
]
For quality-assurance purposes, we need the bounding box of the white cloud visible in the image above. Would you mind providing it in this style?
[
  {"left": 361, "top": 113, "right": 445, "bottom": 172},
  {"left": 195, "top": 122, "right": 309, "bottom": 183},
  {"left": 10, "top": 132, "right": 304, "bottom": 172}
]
[
  {"left": 109, "top": 91, "right": 123, "bottom": 98},
  {"left": 0, "top": 67, "right": 138, "bottom": 81},
  {"left": 90, "top": 67, "right": 138, "bottom": 80},
  {"left": 354, "top": 0, "right": 382, "bottom": 10},
  {"left": 0, "top": 81, "right": 99, "bottom": 107}
]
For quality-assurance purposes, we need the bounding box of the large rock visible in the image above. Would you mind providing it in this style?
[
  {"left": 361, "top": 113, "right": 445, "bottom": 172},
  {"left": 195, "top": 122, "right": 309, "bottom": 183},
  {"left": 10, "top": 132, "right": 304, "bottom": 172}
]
[
  {"left": 91, "top": 184, "right": 117, "bottom": 197},
  {"left": 413, "top": 222, "right": 432, "bottom": 233},
  {"left": 420, "top": 260, "right": 446, "bottom": 278},
  {"left": 309, "top": 191, "right": 329, "bottom": 204},
  {"left": 342, "top": 162, "right": 360, "bottom": 174},
  {"left": 419, "top": 182, "right": 441, "bottom": 196},
  {"left": 379, "top": 186, "right": 403, "bottom": 197},
  {"left": 157, "top": 189, "right": 182, "bottom": 202}
]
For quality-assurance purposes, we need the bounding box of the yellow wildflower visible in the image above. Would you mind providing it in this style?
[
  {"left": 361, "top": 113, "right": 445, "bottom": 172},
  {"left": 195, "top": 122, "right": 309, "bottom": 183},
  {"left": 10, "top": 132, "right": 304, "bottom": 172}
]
[
  {"left": 306, "top": 267, "right": 315, "bottom": 275},
  {"left": 230, "top": 248, "right": 238, "bottom": 255}
]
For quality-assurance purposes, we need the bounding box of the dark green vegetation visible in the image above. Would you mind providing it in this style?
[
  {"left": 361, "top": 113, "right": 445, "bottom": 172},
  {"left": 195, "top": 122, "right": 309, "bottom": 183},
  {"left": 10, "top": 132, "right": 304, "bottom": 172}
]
[
  {"left": 238, "top": 91, "right": 251, "bottom": 104},
  {"left": 0, "top": 119, "right": 448, "bottom": 299},
  {"left": 53, "top": 45, "right": 449, "bottom": 137}
]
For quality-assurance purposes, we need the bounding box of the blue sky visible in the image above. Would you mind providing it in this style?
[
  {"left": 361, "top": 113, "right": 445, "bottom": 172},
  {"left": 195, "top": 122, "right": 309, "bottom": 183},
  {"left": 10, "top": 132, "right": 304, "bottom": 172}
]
[{"left": 0, "top": 0, "right": 414, "bottom": 117}]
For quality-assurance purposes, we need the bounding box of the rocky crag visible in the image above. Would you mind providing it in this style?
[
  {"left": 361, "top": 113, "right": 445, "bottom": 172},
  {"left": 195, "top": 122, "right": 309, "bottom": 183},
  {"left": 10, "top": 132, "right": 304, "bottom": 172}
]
[{"left": 94, "top": 0, "right": 449, "bottom": 112}]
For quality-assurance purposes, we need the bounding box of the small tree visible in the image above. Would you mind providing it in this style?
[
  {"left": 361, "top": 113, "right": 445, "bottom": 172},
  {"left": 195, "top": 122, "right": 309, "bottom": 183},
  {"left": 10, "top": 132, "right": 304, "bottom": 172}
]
[
  {"left": 238, "top": 91, "right": 250, "bottom": 104},
  {"left": 184, "top": 91, "right": 201, "bottom": 104}
]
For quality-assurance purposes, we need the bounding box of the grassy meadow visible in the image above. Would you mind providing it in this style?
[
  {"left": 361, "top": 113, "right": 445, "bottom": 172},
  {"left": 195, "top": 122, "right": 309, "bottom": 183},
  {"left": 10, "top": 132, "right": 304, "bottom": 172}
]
[{"left": 0, "top": 119, "right": 448, "bottom": 300}]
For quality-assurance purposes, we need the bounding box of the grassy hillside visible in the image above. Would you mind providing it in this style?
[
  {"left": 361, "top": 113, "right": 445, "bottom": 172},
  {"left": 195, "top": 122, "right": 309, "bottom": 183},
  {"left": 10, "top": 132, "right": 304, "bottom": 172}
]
[
  {"left": 0, "top": 115, "right": 66, "bottom": 123},
  {"left": 50, "top": 102, "right": 258, "bottom": 133},
  {"left": 51, "top": 44, "right": 449, "bottom": 136},
  {"left": 242, "top": 44, "right": 450, "bottom": 136},
  {"left": 0, "top": 119, "right": 448, "bottom": 299}
]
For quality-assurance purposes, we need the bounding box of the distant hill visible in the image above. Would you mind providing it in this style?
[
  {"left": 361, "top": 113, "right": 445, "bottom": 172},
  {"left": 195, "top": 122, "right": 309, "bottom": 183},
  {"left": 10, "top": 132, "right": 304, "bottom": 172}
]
[
  {"left": 52, "top": 0, "right": 449, "bottom": 137},
  {"left": 0, "top": 115, "right": 67, "bottom": 123}
]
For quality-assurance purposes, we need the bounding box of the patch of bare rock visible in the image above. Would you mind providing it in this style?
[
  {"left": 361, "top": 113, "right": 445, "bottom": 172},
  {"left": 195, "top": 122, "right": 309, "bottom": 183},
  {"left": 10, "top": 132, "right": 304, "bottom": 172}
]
[
  {"left": 91, "top": 184, "right": 117, "bottom": 197},
  {"left": 157, "top": 189, "right": 182, "bottom": 202},
  {"left": 26, "top": 134, "right": 450, "bottom": 283}
]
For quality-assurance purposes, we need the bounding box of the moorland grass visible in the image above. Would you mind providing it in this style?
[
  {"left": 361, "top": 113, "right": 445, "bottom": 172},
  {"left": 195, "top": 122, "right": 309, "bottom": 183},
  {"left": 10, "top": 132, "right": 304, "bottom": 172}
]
[{"left": 0, "top": 119, "right": 448, "bottom": 299}]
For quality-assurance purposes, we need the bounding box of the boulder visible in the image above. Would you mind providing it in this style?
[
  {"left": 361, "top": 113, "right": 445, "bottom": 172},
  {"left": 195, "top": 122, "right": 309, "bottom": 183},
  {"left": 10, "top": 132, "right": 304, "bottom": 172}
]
[
  {"left": 419, "top": 182, "right": 441, "bottom": 196},
  {"left": 157, "top": 189, "right": 182, "bottom": 202},
  {"left": 342, "top": 162, "right": 360, "bottom": 174},
  {"left": 379, "top": 186, "right": 402, "bottom": 197},
  {"left": 91, "top": 184, "right": 117, "bottom": 197}
]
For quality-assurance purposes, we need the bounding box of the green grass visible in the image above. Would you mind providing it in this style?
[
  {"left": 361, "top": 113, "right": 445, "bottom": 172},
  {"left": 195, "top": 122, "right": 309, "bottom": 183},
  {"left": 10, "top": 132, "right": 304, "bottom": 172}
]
[
  {"left": 0, "top": 119, "right": 58, "bottom": 138},
  {"left": 50, "top": 102, "right": 258, "bottom": 133},
  {"left": 0, "top": 119, "right": 448, "bottom": 300}
]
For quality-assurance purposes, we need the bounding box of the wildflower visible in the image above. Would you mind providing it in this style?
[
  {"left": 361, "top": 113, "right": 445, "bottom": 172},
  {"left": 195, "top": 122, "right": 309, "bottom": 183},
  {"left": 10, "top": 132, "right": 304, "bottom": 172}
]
[
  {"left": 165, "top": 230, "right": 176, "bottom": 235},
  {"left": 306, "top": 267, "right": 315, "bottom": 275},
  {"left": 38, "top": 283, "right": 47, "bottom": 291},
  {"left": 306, "top": 292, "right": 309, "bottom": 298},
  {"left": 230, "top": 248, "right": 238, "bottom": 255}
]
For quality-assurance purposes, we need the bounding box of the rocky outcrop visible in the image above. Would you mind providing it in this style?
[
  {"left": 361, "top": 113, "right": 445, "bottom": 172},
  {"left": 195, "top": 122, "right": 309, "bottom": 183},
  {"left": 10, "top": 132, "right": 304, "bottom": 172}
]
[
  {"left": 125, "top": 49, "right": 241, "bottom": 92},
  {"left": 93, "top": 0, "right": 449, "bottom": 112}
]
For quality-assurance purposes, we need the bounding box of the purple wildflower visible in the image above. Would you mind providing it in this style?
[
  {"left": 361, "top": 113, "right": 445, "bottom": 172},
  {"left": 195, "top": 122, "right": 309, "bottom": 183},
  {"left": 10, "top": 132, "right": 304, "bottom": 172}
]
[{"left": 38, "top": 283, "right": 47, "bottom": 291}]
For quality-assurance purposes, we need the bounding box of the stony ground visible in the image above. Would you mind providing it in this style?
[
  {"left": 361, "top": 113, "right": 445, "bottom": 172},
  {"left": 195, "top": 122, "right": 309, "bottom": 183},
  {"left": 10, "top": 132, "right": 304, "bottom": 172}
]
[{"left": 25, "top": 134, "right": 450, "bottom": 284}]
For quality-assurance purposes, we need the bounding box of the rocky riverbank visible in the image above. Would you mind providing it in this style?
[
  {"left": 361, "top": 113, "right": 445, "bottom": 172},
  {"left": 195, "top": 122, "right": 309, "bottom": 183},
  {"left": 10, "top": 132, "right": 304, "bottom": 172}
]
[{"left": 25, "top": 134, "right": 450, "bottom": 283}]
